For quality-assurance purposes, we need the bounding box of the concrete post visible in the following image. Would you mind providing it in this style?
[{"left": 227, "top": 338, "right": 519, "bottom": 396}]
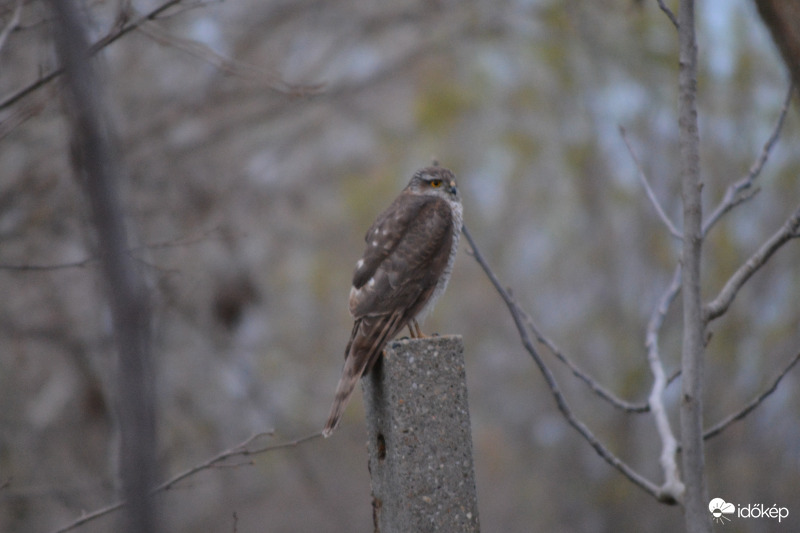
[{"left": 362, "top": 335, "right": 480, "bottom": 533}]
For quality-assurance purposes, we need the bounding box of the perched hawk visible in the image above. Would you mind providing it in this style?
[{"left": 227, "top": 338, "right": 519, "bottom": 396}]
[{"left": 322, "top": 166, "right": 463, "bottom": 437}]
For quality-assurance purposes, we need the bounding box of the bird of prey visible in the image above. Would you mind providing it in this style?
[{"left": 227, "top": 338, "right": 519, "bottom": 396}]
[{"left": 322, "top": 166, "right": 463, "bottom": 437}]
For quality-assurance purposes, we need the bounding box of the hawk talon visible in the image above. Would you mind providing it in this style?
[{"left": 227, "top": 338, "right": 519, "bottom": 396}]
[{"left": 409, "top": 319, "right": 427, "bottom": 339}]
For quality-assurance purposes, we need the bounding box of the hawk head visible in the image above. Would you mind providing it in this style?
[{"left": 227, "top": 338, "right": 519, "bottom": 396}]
[{"left": 404, "top": 167, "right": 459, "bottom": 201}]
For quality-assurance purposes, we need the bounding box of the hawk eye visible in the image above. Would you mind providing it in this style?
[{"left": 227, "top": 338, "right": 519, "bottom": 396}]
[{"left": 429, "top": 179, "right": 442, "bottom": 188}]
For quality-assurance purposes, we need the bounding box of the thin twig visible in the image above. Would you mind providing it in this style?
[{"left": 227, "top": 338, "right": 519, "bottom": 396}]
[
  {"left": 135, "top": 0, "right": 220, "bottom": 21},
  {"left": 136, "top": 21, "right": 323, "bottom": 96},
  {"left": 705, "top": 203, "right": 800, "bottom": 322},
  {"left": 155, "top": 431, "right": 323, "bottom": 492},
  {"left": 619, "top": 126, "right": 683, "bottom": 240},
  {"left": 703, "top": 82, "right": 793, "bottom": 236},
  {"left": 0, "top": 257, "right": 95, "bottom": 271},
  {"left": 0, "top": 97, "right": 47, "bottom": 140},
  {"left": 666, "top": 368, "right": 681, "bottom": 386},
  {"left": 462, "top": 225, "right": 674, "bottom": 503},
  {"left": 516, "top": 305, "right": 650, "bottom": 413},
  {"left": 51, "top": 431, "right": 323, "bottom": 533},
  {"left": 703, "top": 350, "right": 800, "bottom": 441},
  {"left": 656, "top": 0, "right": 679, "bottom": 30},
  {"left": 0, "top": 227, "right": 221, "bottom": 272}
]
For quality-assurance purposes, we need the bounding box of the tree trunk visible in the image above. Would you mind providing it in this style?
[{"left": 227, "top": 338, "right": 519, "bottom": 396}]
[
  {"left": 677, "top": 1, "right": 710, "bottom": 532},
  {"left": 48, "top": 3, "right": 159, "bottom": 532}
]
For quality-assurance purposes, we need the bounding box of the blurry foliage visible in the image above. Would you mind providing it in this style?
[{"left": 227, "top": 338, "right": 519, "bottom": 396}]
[
  {"left": 415, "top": 76, "right": 476, "bottom": 134},
  {"left": 1, "top": 0, "right": 799, "bottom": 532}
]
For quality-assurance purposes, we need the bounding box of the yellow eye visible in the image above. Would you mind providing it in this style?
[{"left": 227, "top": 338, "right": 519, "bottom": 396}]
[{"left": 429, "top": 179, "right": 442, "bottom": 188}]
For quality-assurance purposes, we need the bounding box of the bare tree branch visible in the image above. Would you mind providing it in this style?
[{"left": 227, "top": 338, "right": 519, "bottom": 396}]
[
  {"left": 462, "top": 225, "right": 675, "bottom": 504},
  {"left": 156, "top": 431, "right": 323, "bottom": 492},
  {"left": 703, "top": 82, "right": 793, "bottom": 236},
  {"left": 673, "top": 349, "right": 800, "bottom": 454},
  {"left": 0, "top": 257, "right": 95, "bottom": 272},
  {"left": 619, "top": 125, "right": 683, "bottom": 239},
  {"left": 0, "top": 97, "right": 46, "bottom": 140},
  {"left": 1, "top": 0, "right": 185, "bottom": 112},
  {"left": 136, "top": 20, "right": 323, "bottom": 96},
  {"left": 702, "top": 350, "right": 800, "bottom": 441},
  {"left": 51, "top": 431, "right": 323, "bottom": 533},
  {"left": 0, "top": 226, "right": 222, "bottom": 272},
  {"left": 516, "top": 304, "right": 650, "bottom": 413},
  {"left": 526, "top": 250, "right": 684, "bottom": 500},
  {"left": 704, "top": 203, "right": 800, "bottom": 322},
  {"left": 644, "top": 263, "right": 684, "bottom": 499},
  {"left": 656, "top": 0, "right": 679, "bottom": 30},
  {"left": 1, "top": 0, "right": 322, "bottom": 113},
  {"left": 461, "top": 11, "right": 792, "bottom": 519},
  {"left": 646, "top": 265, "right": 681, "bottom": 365}
]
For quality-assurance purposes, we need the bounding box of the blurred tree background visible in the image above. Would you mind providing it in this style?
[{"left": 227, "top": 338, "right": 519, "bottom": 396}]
[{"left": 1, "top": 0, "right": 799, "bottom": 531}]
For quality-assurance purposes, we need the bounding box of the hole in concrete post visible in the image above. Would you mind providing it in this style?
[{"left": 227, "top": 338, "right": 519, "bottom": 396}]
[
  {"left": 372, "top": 496, "right": 382, "bottom": 532},
  {"left": 377, "top": 433, "right": 386, "bottom": 462}
]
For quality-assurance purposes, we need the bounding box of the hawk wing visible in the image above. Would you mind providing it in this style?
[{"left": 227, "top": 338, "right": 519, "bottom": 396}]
[
  {"left": 350, "top": 194, "right": 454, "bottom": 318},
  {"left": 323, "top": 194, "right": 455, "bottom": 437}
]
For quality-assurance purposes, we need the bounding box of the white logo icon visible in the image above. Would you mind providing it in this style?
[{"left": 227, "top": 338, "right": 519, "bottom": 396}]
[{"left": 709, "top": 498, "right": 735, "bottom": 524}]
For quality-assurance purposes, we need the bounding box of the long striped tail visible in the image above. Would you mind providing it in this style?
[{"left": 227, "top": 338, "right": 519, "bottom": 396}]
[{"left": 322, "top": 313, "right": 404, "bottom": 437}]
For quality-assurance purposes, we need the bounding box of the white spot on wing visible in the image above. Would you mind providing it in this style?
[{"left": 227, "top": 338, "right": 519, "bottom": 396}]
[
  {"left": 371, "top": 240, "right": 379, "bottom": 247},
  {"left": 367, "top": 277, "right": 376, "bottom": 288},
  {"left": 356, "top": 258, "right": 364, "bottom": 269},
  {"left": 348, "top": 285, "right": 362, "bottom": 316}
]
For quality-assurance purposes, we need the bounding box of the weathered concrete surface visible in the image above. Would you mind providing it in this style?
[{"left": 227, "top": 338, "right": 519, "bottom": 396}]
[{"left": 362, "top": 335, "right": 480, "bottom": 533}]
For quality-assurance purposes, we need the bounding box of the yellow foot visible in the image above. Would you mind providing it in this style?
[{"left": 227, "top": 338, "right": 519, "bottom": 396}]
[{"left": 407, "top": 319, "right": 427, "bottom": 339}]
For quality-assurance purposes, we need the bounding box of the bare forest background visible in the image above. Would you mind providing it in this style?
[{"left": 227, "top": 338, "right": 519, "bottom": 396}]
[{"left": 2, "top": 0, "right": 800, "bottom": 532}]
